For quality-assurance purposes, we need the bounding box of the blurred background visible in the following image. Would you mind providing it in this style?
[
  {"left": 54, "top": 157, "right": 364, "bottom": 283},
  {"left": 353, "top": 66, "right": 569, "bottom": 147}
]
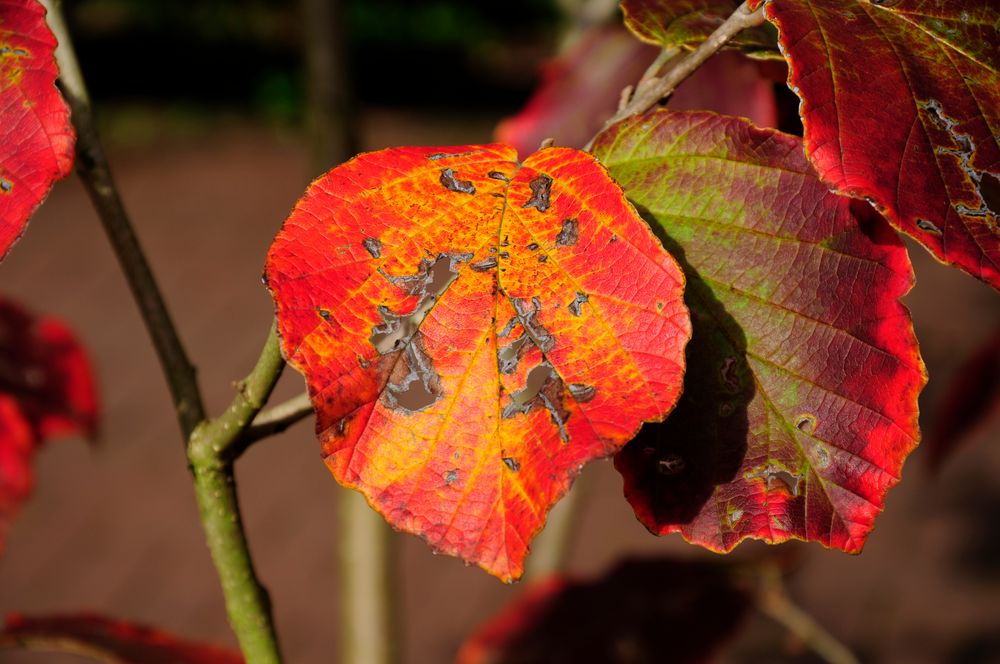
[{"left": 1, "top": 0, "right": 1000, "bottom": 661}]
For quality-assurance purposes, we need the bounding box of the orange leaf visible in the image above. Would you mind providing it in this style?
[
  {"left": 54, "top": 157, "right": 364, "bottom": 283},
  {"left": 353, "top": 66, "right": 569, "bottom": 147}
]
[{"left": 265, "top": 145, "right": 690, "bottom": 581}]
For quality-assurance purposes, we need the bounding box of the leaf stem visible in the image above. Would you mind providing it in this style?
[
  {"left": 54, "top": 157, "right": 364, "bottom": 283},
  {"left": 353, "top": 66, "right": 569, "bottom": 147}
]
[
  {"left": 585, "top": 1, "right": 765, "bottom": 150},
  {"left": 241, "top": 392, "right": 314, "bottom": 446},
  {"left": 187, "top": 323, "right": 286, "bottom": 664},
  {"left": 41, "top": 0, "right": 206, "bottom": 438},
  {"left": 757, "top": 566, "right": 860, "bottom": 664}
]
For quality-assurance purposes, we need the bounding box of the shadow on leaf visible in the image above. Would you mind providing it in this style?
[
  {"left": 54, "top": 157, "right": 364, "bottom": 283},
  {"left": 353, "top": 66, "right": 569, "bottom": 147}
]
[{"left": 615, "top": 206, "right": 755, "bottom": 532}]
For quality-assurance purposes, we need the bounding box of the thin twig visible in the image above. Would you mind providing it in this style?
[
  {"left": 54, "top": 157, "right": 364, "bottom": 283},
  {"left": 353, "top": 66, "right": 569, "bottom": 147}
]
[
  {"left": 241, "top": 391, "right": 313, "bottom": 446},
  {"left": 585, "top": 1, "right": 765, "bottom": 150},
  {"left": 757, "top": 566, "right": 860, "bottom": 664},
  {"left": 42, "top": 0, "right": 206, "bottom": 438},
  {"left": 187, "top": 323, "right": 286, "bottom": 664}
]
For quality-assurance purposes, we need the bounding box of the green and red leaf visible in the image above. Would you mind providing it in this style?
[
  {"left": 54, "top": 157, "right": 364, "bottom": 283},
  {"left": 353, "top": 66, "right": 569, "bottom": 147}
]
[
  {"left": 757, "top": 0, "right": 1000, "bottom": 289},
  {"left": 265, "top": 145, "right": 690, "bottom": 581},
  {"left": 594, "top": 110, "right": 925, "bottom": 552},
  {"left": 0, "top": 0, "right": 75, "bottom": 260},
  {"left": 1, "top": 613, "right": 243, "bottom": 663},
  {"left": 622, "top": 0, "right": 779, "bottom": 57},
  {"left": 455, "top": 558, "right": 752, "bottom": 664}
]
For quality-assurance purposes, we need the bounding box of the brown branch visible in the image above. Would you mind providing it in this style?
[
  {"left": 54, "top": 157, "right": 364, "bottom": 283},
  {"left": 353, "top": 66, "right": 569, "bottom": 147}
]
[
  {"left": 585, "top": 1, "right": 766, "bottom": 150},
  {"left": 42, "top": 0, "right": 206, "bottom": 438}
]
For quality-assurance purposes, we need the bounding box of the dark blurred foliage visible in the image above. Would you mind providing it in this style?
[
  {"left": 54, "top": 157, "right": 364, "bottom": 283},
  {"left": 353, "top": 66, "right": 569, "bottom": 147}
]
[{"left": 66, "top": 0, "right": 561, "bottom": 122}]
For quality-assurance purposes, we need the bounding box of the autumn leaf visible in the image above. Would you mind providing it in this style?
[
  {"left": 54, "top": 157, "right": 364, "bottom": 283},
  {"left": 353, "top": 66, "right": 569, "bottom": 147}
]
[
  {"left": 754, "top": 0, "right": 1000, "bottom": 289},
  {"left": 494, "top": 25, "right": 779, "bottom": 156},
  {"left": 495, "top": 26, "right": 660, "bottom": 157},
  {"left": 593, "top": 110, "right": 925, "bottom": 552},
  {"left": 926, "top": 324, "right": 1000, "bottom": 470},
  {"left": 0, "top": 0, "right": 75, "bottom": 261},
  {"left": 1, "top": 613, "right": 243, "bottom": 663},
  {"left": 265, "top": 145, "right": 690, "bottom": 581},
  {"left": 0, "top": 296, "right": 98, "bottom": 552},
  {"left": 455, "top": 558, "right": 752, "bottom": 664},
  {"left": 622, "top": 0, "right": 780, "bottom": 58}
]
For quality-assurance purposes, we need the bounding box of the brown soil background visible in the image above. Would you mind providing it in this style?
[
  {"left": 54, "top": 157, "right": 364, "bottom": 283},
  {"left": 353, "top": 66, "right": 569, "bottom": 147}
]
[{"left": 1, "top": 110, "right": 999, "bottom": 663}]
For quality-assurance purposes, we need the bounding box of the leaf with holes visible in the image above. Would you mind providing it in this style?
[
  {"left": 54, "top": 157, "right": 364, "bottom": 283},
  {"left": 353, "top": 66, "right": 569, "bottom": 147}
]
[
  {"left": 754, "top": 0, "right": 1000, "bottom": 289},
  {"left": 455, "top": 558, "right": 752, "bottom": 664},
  {"left": 1, "top": 614, "right": 243, "bottom": 663},
  {"left": 0, "top": 296, "right": 98, "bottom": 552},
  {"left": 0, "top": 0, "right": 75, "bottom": 260},
  {"left": 622, "top": 0, "right": 779, "bottom": 58},
  {"left": 265, "top": 145, "right": 690, "bottom": 581},
  {"left": 594, "top": 111, "right": 925, "bottom": 552}
]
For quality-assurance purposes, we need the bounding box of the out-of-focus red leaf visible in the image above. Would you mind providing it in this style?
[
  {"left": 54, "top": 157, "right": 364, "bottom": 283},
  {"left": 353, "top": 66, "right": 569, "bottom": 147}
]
[
  {"left": 455, "top": 558, "right": 752, "bottom": 664},
  {"left": 265, "top": 144, "right": 690, "bottom": 581},
  {"left": 669, "top": 50, "right": 778, "bottom": 128},
  {"left": 0, "top": 395, "right": 34, "bottom": 549},
  {"left": 623, "top": 0, "right": 779, "bottom": 57},
  {"left": 755, "top": 0, "right": 1000, "bottom": 289},
  {"left": 0, "top": 296, "right": 98, "bottom": 440},
  {"left": 494, "top": 26, "right": 777, "bottom": 157},
  {"left": 594, "top": 110, "right": 926, "bottom": 552},
  {"left": 927, "top": 325, "right": 1000, "bottom": 470},
  {"left": 495, "top": 27, "right": 659, "bottom": 157},
  {"left": 0, "top": 0, "right": 75, "bottom": 260},
  {"left": 2, "top": 613, "right": 243, "bottom": 663},
  {"left": 0, "top": 296, "right": 97, "bottom": 552}
]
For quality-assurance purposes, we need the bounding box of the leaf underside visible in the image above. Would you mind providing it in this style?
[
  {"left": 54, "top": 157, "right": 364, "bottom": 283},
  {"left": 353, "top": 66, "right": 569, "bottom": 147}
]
[
  {"left": 594, "top": 110, "right": 925, "bottom": 552},
  {"left": 265, "top": 145, "right": 690, "bottom": 581},
  {"left": 759, "top": 0, "right": 1000, "bottom": 289},
  {"left": 0, "top": 0, "right": 75, "bottom": 260}
]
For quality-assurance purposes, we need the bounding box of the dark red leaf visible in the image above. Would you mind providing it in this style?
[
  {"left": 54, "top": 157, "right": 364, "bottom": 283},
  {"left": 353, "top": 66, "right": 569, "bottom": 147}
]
[
  {"left": 455, "top": 558, "right": 752, "bottom": 664},
  {"left": 0, "top": 296, "right": 98, "bottom": 440},
  {"left": 0, "top": 395, "right": 34, "bottom": 550},
  {"left": 757, "top": 0, "right": 1000, "bottom": 289},
  {"left": 2, "top": 613, "right": 243, "bottom": 663},
  {"left": 0, "top": 0, "right": 75, "bottom": 260}
]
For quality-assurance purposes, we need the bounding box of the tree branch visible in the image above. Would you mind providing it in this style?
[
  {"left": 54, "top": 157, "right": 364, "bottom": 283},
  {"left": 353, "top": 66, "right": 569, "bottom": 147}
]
[
  {"left": 585, "top": 1, "right": 765, "bottom": 150},
  {"left": 757, "top": 566, "right": 860, "bottom": 664},
  {"left": 187, "top": 323, "right": 286, "bottom": 664},
  {"left": 41, "top": 0, "right": 206, "bottom": 438}
]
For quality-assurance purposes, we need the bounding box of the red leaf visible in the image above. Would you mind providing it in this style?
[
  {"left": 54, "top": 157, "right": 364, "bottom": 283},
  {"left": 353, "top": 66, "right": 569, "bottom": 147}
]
[
  {"left": 494, "top": 27, "right": 778, "bottom": 157},
  {"left": 758, "top": 0, "right": 1000, "bottom": 289},
  {"left": 0, "top": 296, "right": 98, "bottom": 440},
  {"left": 927, "top": 325, "right": 1000, "bottom": 470},
  {"left": 0, "top": 296, "right": 98, "bottom": 552},
  {"left": 0, "top": 396, "right": 34, "bottom": 550},
  {"left": 594, "top": 110, "right": 926, "bottom": 552},
  {"left": 265, "top": 145, "right": 690, "bottom": 581},
  {"left": 455, "top": 558, "right": 752, "bottom": 664},
  {"left": 2, "top": 613, "right": 243, "bottom": 663},
  {"left": 495, "top": 27, "right": 660, "bottom": 157},
  {"left": 0, "top": 0, "right": 75, "bottom": 260}
]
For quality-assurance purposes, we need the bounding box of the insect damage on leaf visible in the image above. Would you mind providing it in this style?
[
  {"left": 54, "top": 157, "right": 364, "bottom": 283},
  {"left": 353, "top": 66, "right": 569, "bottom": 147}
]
[
  {"left": 0, "top": 0, "right": 75, "bottom": 261},
  {"left": 265, "top": 143, "right": 690, "bottom": 581},
  {"left": 759, "top": 0, "right": 1000, "bottom": 290},
  {"left": 594, "top": 110, "right": 925, "bottom": 554}
]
